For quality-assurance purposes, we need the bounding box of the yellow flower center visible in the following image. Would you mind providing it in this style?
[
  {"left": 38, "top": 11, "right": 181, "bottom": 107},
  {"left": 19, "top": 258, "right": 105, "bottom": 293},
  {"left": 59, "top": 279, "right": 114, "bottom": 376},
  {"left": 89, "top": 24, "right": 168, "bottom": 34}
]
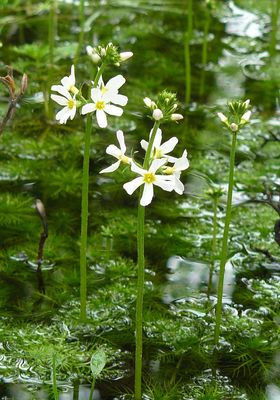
[
  {"left": 154, "top": 148, "right": 163, "bottom": 158},
  {"left": 164, "top": 166, "right": 175, "bottom": 175},
  {"left": 96, "top": 100, "right": 105, "bottom": 110},
  {"left": 67, "top": 99, "right": 75, "bottom": 109},
  {"left": 70, "top": 85, "right": 79, "bottom": 95},
  {"left": 119, "top": 155, "right": 130, "bottom": 164},
  {"left": 143, "top": 172, "right": 155, "bottom": 184}
]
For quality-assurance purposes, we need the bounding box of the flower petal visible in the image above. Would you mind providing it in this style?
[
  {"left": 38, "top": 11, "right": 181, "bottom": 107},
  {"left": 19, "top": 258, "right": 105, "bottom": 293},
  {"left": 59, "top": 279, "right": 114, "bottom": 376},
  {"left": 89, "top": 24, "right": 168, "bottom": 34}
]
[
  {"left": 81, "top": 103, "right": 95, "bottom": 115},
  {"left": 107, "top": 93, "right": 128, "bottom": 106},
  {"left": 152, "top": 128, "right": 162, "bottom": 149},
  {"left": 61, "top": 76, "right": 71, "bottom": 89},
  {"left": 69, "top": 106, "right": 76, "bottom": 120},
  {"left": 106, "top": 75, "right": 126, "bottom": 91},
  {"left": 51, "top": 94, "right": 68, "bottom": 106},
  {"left": 106, "top": 144, "right": 122, "bottom": 158},
  {"left": 56, "top": 107, "right": 71, "bottom": 124},
  {"left": 116, "top": 130, "right": 126, "bottom": 153},
  {"left": 123, "top": 177, "right": 143, "bottom": 195},
  {"left": 160, "top": 137, "right": 178, "bottom": 154},
  {"left": 96, "top": 109, "right": 107, "bottom": 128},
  {"left": 149, "top": 158, "right": 167, "bottom": 173},
  {"left": 140, "top": 140, "right": 148, "bottom": 151},
  {"left": 100, "top": 160, "right": 121, "bottom": 174},
  {"left": 131, "top": 161, "right": 145, "bottom": 176},
  {"left": 154, "top": 176, "right": 174, "bottom": 192},
  {"left": 91, "top": 88, "right": 102, "bottom": 102},
  {"left": 140, "top": 183, "right": 154, "bottom": 206},
  {"left": 51, "top": 85, "right": 71, "bottom": 99},
  {"left": 104, "top": 104, "right": 123, "bottom": 116},
  {"left": 174, "top": 176, "right": 184, "bottom": 194},
  {"left": 70, "top": 65, "right": 75, "bottom": 85}
]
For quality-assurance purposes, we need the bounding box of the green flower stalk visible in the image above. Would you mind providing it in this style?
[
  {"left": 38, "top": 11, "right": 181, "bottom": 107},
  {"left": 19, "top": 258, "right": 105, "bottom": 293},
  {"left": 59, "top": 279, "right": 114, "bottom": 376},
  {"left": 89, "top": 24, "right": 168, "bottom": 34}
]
[
  {"left": 214, "top": 100, "right": 252, "bottom": 346},
  {"left": 185, "top": 0, "right": 193, "bottom": 104}
]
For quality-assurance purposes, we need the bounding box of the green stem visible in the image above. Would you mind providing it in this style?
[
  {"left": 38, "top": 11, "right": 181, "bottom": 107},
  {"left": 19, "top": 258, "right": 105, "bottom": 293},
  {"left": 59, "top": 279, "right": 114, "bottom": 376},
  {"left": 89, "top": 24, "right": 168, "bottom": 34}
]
[
  {"left": 214, "top": 133, "right": 237, "bottom": 346},
  {"left": 79, "top": 63, "right": 105, "bottom": 322},
  {"left": 207, "top": 197, "right": 218, "bottom": 297},
  {"left": 88, "top": 378, "right": 96, "bottom": 400},
  {"left": 80, "top": 115, "right": 92, "bottom": 322},
  {"left": 52, "top": 354, "right": 59, "bottom": 400},
  {"left": 134, "top": 121, "right": 160, "bottom": 400},
  {"left": 184, "top": 0, "right": 193, "bottom": 104},
  {"left": 199, "top": 9, "right": 210, "bottom": 97},
  {"left": 47, "top": 0, "right": 57, "bottom": 119},
  {"left": 270, "top": 0, "right": 280, "bottom": 57},
  {"left": 74, "top": 0, "right": 85, "bottom": 65}
]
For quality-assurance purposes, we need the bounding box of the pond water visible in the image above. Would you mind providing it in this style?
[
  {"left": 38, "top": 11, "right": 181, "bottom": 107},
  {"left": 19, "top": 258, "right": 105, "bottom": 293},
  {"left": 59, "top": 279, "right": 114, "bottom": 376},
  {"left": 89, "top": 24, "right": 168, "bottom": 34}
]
[{"left": 0, "top": 0, "right": 279, "bottom": 399}]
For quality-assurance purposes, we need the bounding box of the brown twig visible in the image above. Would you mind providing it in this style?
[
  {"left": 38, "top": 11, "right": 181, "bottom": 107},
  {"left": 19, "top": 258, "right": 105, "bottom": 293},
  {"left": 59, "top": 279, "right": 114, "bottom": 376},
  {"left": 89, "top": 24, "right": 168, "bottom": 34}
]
[{"left": 35, "top": 199, "right": 48, "bottom": 294}]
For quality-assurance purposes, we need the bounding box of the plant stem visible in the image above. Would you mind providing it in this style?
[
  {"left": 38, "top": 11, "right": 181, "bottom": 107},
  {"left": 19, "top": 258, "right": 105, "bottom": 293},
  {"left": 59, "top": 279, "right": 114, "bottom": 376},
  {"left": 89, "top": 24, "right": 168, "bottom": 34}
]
[
  {"left": 80, "top": 115, "right": 92, "bottom": 322},
  {"left": 270, "top": 0, "right": 280, "bottom": 57},
  {"left": 47, "top": 0, "right": 57, "bottom": 119},
  {"left": 214, "top": 133, "right": 237, "bottom": 346},
  {"left": 134, "top": 121, "right": 160, "bottom": 400},
  {"left": 74, "top": 0, "right": 85, "bottom": 65},
  {"left": 88, "top": 378, "right": 96, "bottom": 400},
  {"left": 199, "top": 8, "right": 210, "bottom": 97},
  {"left": 184, "top": 0, "right": 193, "bottom": 104},
  {"left": 207, "top": 197, "right": 218, "bottom": 297},
  {"left": 52, "top": 354, "right": 59, "bottom": 400},
  {"left": 79, "top": 63, "right": 105, "bottom": 322}
]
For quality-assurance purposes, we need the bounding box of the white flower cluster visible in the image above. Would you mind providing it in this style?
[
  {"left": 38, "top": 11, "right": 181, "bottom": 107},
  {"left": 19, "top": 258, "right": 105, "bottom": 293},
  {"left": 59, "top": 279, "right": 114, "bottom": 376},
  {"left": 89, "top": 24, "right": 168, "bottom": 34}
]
[
  {"left": 51, "top": 65, "right": 128, "bottom": 127},
  {"left": 217, "top": 99, "right": 252, "bottom": 133},
  {"left": 100, "top": 125, "right": 189, "bottom": 206}
]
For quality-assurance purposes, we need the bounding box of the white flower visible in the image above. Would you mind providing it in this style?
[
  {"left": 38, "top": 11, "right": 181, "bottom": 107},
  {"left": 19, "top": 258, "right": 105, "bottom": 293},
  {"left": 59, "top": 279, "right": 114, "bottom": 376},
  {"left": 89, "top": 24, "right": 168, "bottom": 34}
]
[
  {"left": 123, "top": 159, "right": 174, "bottom": 206},
  {"left": 240, "top": 110, "right": 251, "bottom": 123},
  {"left": 100, "top": 130, "right": 131, "bottom": 173},
  {"left": 86, "top": 45, "right": 101, "bottom": 63},
  {"left": 152, "top": 108, "right": 163, "bottom": 120},
  {"left": 230, "top": 123, "right": 238, "bottom": 132},
  {"left": 51, "top": 65, "right": 79, "bottom": 96},
  {"left": 243, "top": 99, "right": 250, "bottom": 109},
  {"left": 140, "top": 128, "right": 178, "bottom": 161},
  {"left": 217, "top": 112, "right": 228, "bottom": 123},
  {"left": 51, "top": 87, "right": 77, "bottom": 124},
  {"left": 163, "top": 150, "right": 189, "bottom": 194},
  {"left": 171, "top": 113, "right": 184, "bottom": 121},
  {"left": 143, "top": 97, "right": 156, "bottom": 109},
  {"left": 81, "top": 87, "right": 125, "bottom": 129},
  {"left": 97, "top": 75, "right": 128, "bottom": 107},
  {"left": 119, "top": 51, "right": 133, "bottom": 62}
]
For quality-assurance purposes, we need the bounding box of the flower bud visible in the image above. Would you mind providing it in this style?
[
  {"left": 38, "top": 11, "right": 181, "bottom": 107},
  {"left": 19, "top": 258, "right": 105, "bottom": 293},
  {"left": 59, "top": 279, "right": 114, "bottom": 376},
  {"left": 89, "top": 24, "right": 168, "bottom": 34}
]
[
  {"left": 152, "top": 108, "right": 163, "bottom": 120},
  {"left": 119, "top": 51, "right": 133, "bottom": 62},
  {"left": 230, "top": 123, "right": 238, "bottom": 132},
  {"left": 217, "top": 112, "right": 228, "bottom": 123},
  {"left": 240, "top": 110, "right": 251, "bottom": 124},
  {"left": 171, "top": 113, "right": 184, "bottom": 121},
  {"left": 243, "top": 99, "right": 250, "bottom": 109},
  {"left": 86, "top": 46, "right": 101, "bottom": 64},
  {"left": 20, "top": 73, "right": 28, "bottom": 95}
]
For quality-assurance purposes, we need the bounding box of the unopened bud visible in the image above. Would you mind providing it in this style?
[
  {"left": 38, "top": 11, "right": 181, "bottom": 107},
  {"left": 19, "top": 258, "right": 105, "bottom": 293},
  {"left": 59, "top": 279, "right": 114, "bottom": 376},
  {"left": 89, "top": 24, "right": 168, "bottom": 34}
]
[
  {"left": 217, "top": 112, "right": 228, "bottom": 123},
  {"left": 171, "top": 113, "right": 184, "bottom": 121},
  {"left": 240, "top": 110, "right": 251, "bottom": 124},
  {"left": 86, "top": 46, "right": 101, "bottom": 64},
  {"left": 152, "top": 108, "right": 163, "bottom": 120},
  {"left": 20, "top": 73, "right": 28, "bottom": 95},
  {"left": 100, "top": 47, "right": 106, "bottom": 57},
  {"left": 119, "top": 51, "right": 133, "bottom": 62},
  {"left": 243, "top": 99, "right": 250, "bottom": 109},
  {"left": 143, "top": 97, "right": 155, "bottom": 109},
  {"left": 230, "top": 123, "right": 238, "bottom": 132}
]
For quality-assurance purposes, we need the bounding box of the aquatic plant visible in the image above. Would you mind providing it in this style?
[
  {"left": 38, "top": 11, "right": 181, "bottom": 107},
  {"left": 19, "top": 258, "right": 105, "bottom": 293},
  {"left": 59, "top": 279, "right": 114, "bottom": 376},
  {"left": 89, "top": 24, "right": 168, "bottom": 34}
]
[
  {"left": 214, "top": 99, "right": 252, "bottom": 346},
  {"left": 100, "top": 91, "right": 187, "bottom": 399},
  {"left": 51, "top": 43, "right": 132, "bottom": 321}
]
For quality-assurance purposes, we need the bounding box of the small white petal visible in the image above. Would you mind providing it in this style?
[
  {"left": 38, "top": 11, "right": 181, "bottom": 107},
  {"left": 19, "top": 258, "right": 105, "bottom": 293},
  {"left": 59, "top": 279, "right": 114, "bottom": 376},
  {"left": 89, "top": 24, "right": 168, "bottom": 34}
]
[
  {"left": 131, "top": 162, "right": 145, "bottom": 176},
  {"left": 123, "top": 177, "right": 144, "bottom": 195},
  {"left": 152, "top": 108, "right": 163, "bottom": 120},
  {"left": 70, "top": 65, "right": 75, "bottom": 85},
  {"left": 217, "top": 112, "right": 228, "bottom": 123},
  {"left": 149, "top": 158, "right": 167, "bottom": 173},
  {"left": 51, "top": 94, "right": 68, "bottom": 106},
  {"left": 116, "top": 130, "right": 126, "bottom": 154},
  {"left": 143, "top": 97, "right": 153, "bottom": 108},
  {"left": 241, "top": 110, "right": 251, "bottom": 122},
  {"left": 171, "top": 113, "right": 184, "bottom": 121},
  {"left": 140, "top": 140, "right": 148, "bottom": 151},
  {"left": 96, "top": 109, "right": 107, "bottom": 128},
  {"left": 69, "top": 106, "right": 76, "bottom": 120},
  {"left": 154, "top": 176, "right": 174, "bottom": 192},
  {"left": 91, "top": 88, "right": 102, "bottom": 102},
  {"left": 152, "top": 128, "right": 162, "bottom": 149},
  {"left": 81, "top": 103, "right": 95, "bottom": 115},
  {"left": 108, "top": 93, "right": 128, "bottom": 106},
  {"left": 119, "top": 51, "right": 133, "bottom": 62},
  {"left": 56, "top": 107, "right": 71, "bottom": 124},
  {"left": 100, "top": 160, "right": 121, "bottom": 173},
  {"left": 106, "top": 75, "right": 126, "bottom": 91},
  {"left": 140, "top": 183, "right": 154, "bottom": 206},
  {"left": 106, "top": 144, "right": 122, "bottom": 158},
  {"left": 51, "top": 85, "right": 71, "bottom": 99},
  {"left": 174, "top": 176, "right": 184, "bottom": 194},
  {"left": 159, "top": 137, "right": 178, "bottom": 154},
  {"left": 104, "top": 104, "right": 123, "bottom": 117}
]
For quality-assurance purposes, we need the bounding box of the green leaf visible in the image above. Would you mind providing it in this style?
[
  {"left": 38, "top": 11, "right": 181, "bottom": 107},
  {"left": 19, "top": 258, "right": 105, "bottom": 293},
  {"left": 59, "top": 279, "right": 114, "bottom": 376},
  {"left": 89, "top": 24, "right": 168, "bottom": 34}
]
[{"left": 90, "top": 348, "right": 107, "bottom": 379}]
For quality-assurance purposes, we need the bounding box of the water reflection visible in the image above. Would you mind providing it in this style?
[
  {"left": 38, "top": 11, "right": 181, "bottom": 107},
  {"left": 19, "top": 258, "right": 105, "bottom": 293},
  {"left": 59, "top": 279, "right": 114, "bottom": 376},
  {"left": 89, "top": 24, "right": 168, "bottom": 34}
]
[{"left": 164, "top": 256, "right": 235, "bottom": 303}]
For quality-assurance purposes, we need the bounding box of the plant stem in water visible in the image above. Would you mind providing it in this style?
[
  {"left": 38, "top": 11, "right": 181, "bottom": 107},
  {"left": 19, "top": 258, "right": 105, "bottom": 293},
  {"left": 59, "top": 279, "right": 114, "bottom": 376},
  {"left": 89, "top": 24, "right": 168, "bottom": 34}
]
[
  {"left": 89, "top": 378, "right": 96, "bottom": 400},
  {"left": 52, "top": 354, "right": 59, "bottom": 400},
  {"left": 184, "top": 0, "right": 193, "bottom": 104},
  {"left": 207, "top": 197, "right": 218, "bottom": 297},
  {"left": 134, "top": 121, "right": 160, "bottom": 400},
  {"left": 214, "top": 132, "right": 237, "bottom": 346}
]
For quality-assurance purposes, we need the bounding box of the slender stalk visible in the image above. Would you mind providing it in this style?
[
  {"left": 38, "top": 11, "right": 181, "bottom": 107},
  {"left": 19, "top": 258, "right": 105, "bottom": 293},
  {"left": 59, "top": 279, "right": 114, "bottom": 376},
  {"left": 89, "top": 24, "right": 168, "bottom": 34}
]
[
  {"left": 270, "top": 0, "right": 280, "bottom": 57},
  {"left": 214, "top": 133, "right": 237, "bottom": 345},
  {"left": 52, "top": 354, "right": 59, "bottom": 400},
  {"left": 134, "top": 121, "right": 160, "bottom": 400},
  {"left": 80, "top": 115, "right": 92, "bottom": 322},
  {"left": 88, "top": 378, "right": 96, "bottom": 400},
  {"left": 47, "top": 0, "right": 57, "bottom": 119},
  {"left": 79, "top": 63, "right": 105, "bottom": 322},
  {"left": 74, "top": 0, "right": 85, "bottom": 65},
  {"left": 199, "top": 8, "right": 210, "bottom": 97},
  {"left": 207, "top": 197, "right": 218, "bottom": 297},
  {"left": 184, "top": 0, "right": 193, "bottom": 104}
]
